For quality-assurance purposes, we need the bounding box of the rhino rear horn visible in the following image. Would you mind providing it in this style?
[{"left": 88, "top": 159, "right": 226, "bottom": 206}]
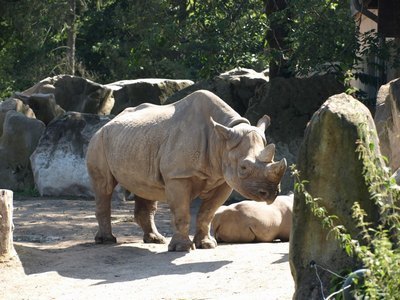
[
  {"left": 256, "top": 115, "right": 271, "bottom": 132},
  {"left": 257, "top": 143, "right": 275, "bottom": 162},
  {"left": 265, "top": 158, "right": 287, "bottom": 183}
]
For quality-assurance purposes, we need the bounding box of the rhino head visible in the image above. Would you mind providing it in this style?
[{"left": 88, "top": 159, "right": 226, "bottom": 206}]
[{"left": 213, "top": 115, "right": 287, "bottom": 204}]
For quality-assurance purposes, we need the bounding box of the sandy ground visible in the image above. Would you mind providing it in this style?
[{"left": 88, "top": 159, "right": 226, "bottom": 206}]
[{"left": 0, "top": 197, "right": 294, "bottom": 300}]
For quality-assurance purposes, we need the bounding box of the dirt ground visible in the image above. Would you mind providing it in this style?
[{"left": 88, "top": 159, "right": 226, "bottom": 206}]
[{"left": 1, "top": 197, "right": 295, "bottom": 300}]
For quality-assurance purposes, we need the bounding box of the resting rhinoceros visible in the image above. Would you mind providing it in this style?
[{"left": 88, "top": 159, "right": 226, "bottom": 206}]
[
  {"left": 211, "top": 194, "right": 293, "bottom": 243},
  {"left": 86, "top": 90, "right": 287, "bottom": 251}
]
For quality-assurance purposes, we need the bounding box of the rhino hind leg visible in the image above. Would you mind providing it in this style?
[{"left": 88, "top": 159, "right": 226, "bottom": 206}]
[
  {"left": 87, "top": 131, "right": 117, "bottom": 244},
  {"left": 134, "top": 197, "right": 166, "bottom": 244},
  {"left": 195, "top": 183, "right": 233, "bottom": 249},
  {"left": 94, "top": 189, "right": 117, "bottom": 244}
]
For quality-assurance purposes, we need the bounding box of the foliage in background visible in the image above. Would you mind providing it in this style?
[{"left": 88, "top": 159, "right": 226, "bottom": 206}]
[
  {"left": 266, "top": 0, "right": 400, "bottom": 107},
  {"left": 291, "top": 123, "right": 400, "bottom": 299},
  {"left": 0, "top": 0, "right": 98, "bottom": 98},
  {"left": 0, "top": 0, "right": 267, "bottom": 97},
  {"left": 287, "top": 0, "right": 359, "bottom": 77},
  {"left": 78, "top": 0, "right": 267, "bottom": 82},
  {"left": 1, "top": 0, "right": 399, "bottom": 104}
]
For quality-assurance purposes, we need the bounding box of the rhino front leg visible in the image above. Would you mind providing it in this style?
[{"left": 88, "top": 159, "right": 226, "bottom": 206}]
[
  {"left": 134, "top": 197, "right": 166, "bottom": 244},
  {"left": 165, "top": 180, "right": 195, "bottom": 252},
  {"left": 195, "top": 183, "right": 233, "bottom": 249}
]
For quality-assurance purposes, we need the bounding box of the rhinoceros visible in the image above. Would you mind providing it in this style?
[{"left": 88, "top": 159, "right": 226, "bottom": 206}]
[
  {"left": 86, "top": 90, "right": 287, "bottom": 251},
  {"left": 212, "top": 194, "right": 293, "bottom": 243}
]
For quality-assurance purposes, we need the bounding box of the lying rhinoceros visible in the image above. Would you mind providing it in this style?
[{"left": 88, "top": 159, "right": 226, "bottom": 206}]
[
  {"left": 212, "top": 194, "right": 293, "bottom": 243},
  {"left": 86, "top": 90, "right": 287, "bottom": 251}
]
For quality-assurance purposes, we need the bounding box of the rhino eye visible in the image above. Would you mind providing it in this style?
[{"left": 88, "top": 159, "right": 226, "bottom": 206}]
[{"left": 238, "top": 162, "right": 250, "bottom": 178}]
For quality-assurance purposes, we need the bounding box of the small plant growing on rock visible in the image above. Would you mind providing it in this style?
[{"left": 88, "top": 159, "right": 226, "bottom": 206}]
[{"left": 291, "top": 123, "right": 400, "bottom": 299}]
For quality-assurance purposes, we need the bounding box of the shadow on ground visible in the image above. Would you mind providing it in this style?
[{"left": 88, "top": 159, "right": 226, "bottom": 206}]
[{"left": 15, "top": 241, "right": 232, "bottom": 285}]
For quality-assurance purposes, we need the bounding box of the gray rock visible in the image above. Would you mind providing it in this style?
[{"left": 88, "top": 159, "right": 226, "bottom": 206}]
[
  {"left": 290, "top": 93, "right": 382, "bottom": 299},
  {"left": 245, "top": 75, "right": 345, "bottom": 143},
  {"left": 165, "top": 68, "right": 268, "bottom": 116},
  {"left": 107, "top": 78, "right": 194, "bottom": 115},
  {"left": 30, "top": 112, "right": 113, "bottom": 197},
  {"left": 0, "top": 98, "right": 36, "bottom": 134},
  {"left": 21, "top": 75, "right": 114, "bottom": 115},
  {"left": 16, "top": 93, "right": 65, "bottom": 125},
  {"left": 374, "top": 78, "right": 400, "bottom": 172},
  {"left": 0, "top": 111, "right": 45, "bottom": 190}
]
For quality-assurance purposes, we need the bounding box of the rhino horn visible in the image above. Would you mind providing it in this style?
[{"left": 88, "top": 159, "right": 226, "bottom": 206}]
[
  {"left": 265, "top": 158, "right": 287, "bottom": 183},
  {"left": 256, "top": 115, "right": 271, "bottom": 132},
  {"left": 257, "top": 143, "right": 276, "bottom": 163}
]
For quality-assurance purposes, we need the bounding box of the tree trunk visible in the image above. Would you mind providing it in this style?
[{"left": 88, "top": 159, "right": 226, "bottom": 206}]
[
  {"left": 264, "top": 0, "right": 292, "bottom": 78},
  {"left": 66, "top": 0, "right": 76, "bottom": 75},
  {"left": 0, "top": 189, "right": 16, "bottom": 261}
]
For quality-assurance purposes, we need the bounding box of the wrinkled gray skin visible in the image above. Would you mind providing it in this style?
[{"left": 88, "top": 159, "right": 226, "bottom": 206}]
[{"left": 86, "top": 90, "right": 287, "bottom": 251}]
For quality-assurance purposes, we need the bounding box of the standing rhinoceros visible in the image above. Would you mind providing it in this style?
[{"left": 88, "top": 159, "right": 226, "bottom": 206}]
[{"left": 86, "top": 90, "right": 287, "bottom": 251}]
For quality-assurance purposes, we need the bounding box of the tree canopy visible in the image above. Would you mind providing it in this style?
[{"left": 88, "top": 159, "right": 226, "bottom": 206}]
[
  {"left": 0, "top": 0, "right": 268, "bottom": 97},
  {"left": 0, "top": 0, "right": 397, "bottom": 100}
]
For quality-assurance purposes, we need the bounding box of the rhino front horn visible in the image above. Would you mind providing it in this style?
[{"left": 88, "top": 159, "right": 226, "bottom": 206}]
[
  {"left": 265, "top": 158, "right": 287, "bottom": 183},
  {"left": 257, "top": 143, "right": 275, "bottom": 163}
]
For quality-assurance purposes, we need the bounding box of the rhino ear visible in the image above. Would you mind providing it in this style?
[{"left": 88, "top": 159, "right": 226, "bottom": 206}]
[
  {"left": 211, "top": 117, "right": 243, "bottom": 149},
  {"left": 256, "top": 115, "right": 271, "bottom": 132},
  {"left": 265, "top": 158, "right": 287, "bottom": 183},
  {"left": 257, "top": 143, "right": 275, "bottom": 163},
  {"left": 211, "top": 117, "right": 235, "bottom": 140}
]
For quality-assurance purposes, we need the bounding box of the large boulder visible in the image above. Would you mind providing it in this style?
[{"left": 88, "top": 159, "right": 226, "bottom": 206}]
[
  {"left": 21, "top": 75, "right": 114, "bottom": 115},
  {"left": 107, "top": 78, "right": 194, "bottom": 115},
  {"left": 0, "top": 111, "right": 45, "bottom": 190},
  {"left": 30, "top": 112, "right": 113, "bottom": 197},
  {"left": 290, "top": 93, "right": 383, "bottom": 299},
  {"left": 0, "top": 98, "right": 36, "bottom": 134},
  {"left": 374, "top": 78, "right": 400, "bottom": 172},
  {"left": 15, "top": 93, "right": 65, "bottom": 125},
  {"left": 245, "top": 75, "right": 345, "bottom": 143},
  {"left": 165, "top": 68, "right": 269, "bottom": 116}
]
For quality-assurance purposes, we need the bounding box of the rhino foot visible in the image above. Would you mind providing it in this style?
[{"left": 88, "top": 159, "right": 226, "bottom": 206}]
[
  {"left": 95, "top": 233, "right": 117, "bottom": 244},
  {"left": 143, "top": 233, "right": 167, "bottom": 244},
  {"left": 194, "top": 234, "right": 217, "bottom": 249},
  {"left": 168, "top": 233, "right": 195, "bottom": 252}
]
